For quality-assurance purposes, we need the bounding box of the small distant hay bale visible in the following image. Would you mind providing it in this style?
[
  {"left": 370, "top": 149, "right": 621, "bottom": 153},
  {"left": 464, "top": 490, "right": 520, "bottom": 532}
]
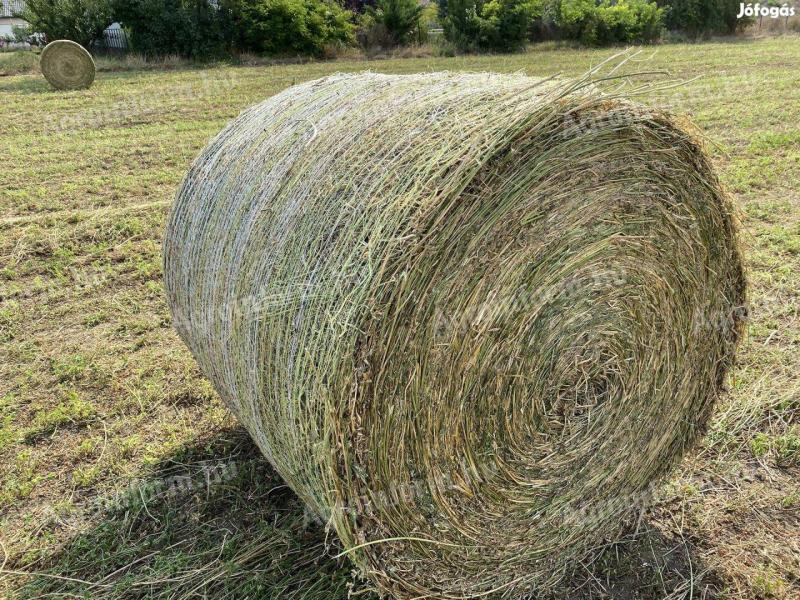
[
  {"left": 163, "top": 72, "right": 746, "bottom": 598},
  {"left": 40, "top": 40, "right": 95, "bottom": 90}
]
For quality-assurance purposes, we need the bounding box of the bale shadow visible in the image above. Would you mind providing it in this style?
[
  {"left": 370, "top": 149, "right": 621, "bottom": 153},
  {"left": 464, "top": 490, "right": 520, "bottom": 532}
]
[
  {"left": 7, "top": 428, "right": 355, "bottom": 599},
  {"left": 542, "top": 521, "right": 722, "bottom": 599},
  {"left": 7, "top": 428, "right": 720, "bottom": 599}
]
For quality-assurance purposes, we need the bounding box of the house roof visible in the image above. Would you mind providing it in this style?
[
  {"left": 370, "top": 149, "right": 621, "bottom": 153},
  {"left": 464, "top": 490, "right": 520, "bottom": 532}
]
[{"left": 0, "top": 0, "right": 25, "bottom": 18}]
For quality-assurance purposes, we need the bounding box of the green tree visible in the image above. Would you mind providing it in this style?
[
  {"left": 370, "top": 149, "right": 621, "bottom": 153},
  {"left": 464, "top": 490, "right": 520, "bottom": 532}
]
[
  {"left": 551, "top": 0, "right": 663, "bottom": 45},
  {"left": 19, "top": 0, "right": 113, "bottom": 48},
  {"left": 437, "top": 0, "right": 482, "bottom": 51},
  {"left": 227, "top": 0, "right": 355, "bottom": 56},
  {"left": 595, "top": 0, "right": 663, "bottom": 43},
  {"left": 552, "top": 0, "right": 598, "bottom": 43},
  {"left": 659, "top": 0, "right": 749, "bottom": 37},
  {"left": 717, "top": 0, "right": 753, "bottom": 33},
  {"left": 438, "top": 0, "right": 541, "bottom": 52},
  {"left": 366, "top": 0, "right": 424, "bottom": 45},
  {"left": 112, "top": 0, "right": 233, "bottom": 59}
]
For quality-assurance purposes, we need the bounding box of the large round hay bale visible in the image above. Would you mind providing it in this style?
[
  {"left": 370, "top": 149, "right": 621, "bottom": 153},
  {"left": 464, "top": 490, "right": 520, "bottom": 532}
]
[
  {"left": 40, "top": 40, "right": 95, "bottom": 90},
  {"left": 163, "top": 72, "right": 746, "bottom": 598}
]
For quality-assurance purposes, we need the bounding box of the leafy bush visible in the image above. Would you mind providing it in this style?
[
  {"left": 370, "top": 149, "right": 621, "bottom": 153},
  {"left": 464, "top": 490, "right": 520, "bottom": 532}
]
[
  {"left": 436, "top": 0, "right": 481, "bottom": 51},
  {"left": 551, "top": 0, "right": 596, "bottom": 42},
  {"left": 227, "top": 0, "right": 355, "bottom": 56},
  {"left": 553, "top": 0, "right": 663, "bottom": 44},
  {"left": 365, "top": 0, "right": 424, "bottom": 45},
  {"left": 595, "top": 0, "right": 663, "bottom": 43},
  {"left": 19, "top": 0, "right": 113, "bottom": 48},
  {"left": 659, "top": 0, "right": 749, "bottom": 37},
  {"left": 113, "top": 0, "right": 355, "bottom": 58},
  {"left": 356, "top": 12, "right": 390, "bottom": 48},
  {"left": 480, "top": 0, "right": 542, "bottom": 49},
  {"left": 10, "top": 24, "right": 40, "bottom": 45},
  {"left": 438, "top": 0, "right": 541, "bottom": 52},
  {"left": 111, "top": 0, "right": 233, "bottom": 59}
]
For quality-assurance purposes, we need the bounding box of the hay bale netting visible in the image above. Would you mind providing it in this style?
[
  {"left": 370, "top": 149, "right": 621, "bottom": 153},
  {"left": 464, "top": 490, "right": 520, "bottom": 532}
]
[
  {"left": 39, "top": 40, "right": 96, "bottom": 90},
  {"left": 163, "top": 72, "right": 746, "bottom": 598}
]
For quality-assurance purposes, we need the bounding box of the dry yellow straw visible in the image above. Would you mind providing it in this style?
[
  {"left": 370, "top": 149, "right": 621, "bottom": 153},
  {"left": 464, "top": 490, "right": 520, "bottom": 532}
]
[{"left": 164, "top": 70, "right": 745, "bottom": 598}]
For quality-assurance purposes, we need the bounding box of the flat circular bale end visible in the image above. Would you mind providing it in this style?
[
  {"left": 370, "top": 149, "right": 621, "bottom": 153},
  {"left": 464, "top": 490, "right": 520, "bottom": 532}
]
[{"left": 40, "top": 40, "right": 96, "bottom": 91}]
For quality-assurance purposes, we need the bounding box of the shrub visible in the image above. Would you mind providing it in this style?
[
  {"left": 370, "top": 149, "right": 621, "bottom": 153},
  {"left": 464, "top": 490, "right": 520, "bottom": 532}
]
[
  {"left": 356, "top": 13, "right": 393, "bottom": 48},
  {"left": 437, "top": 0, "right": 482, "bottom": 51},
  {"left": 659, "top": 0, "right": 749, "bottom": 37},
  {"left": 553, "top": 0, "right": 663, "bottom": 44},
  {"left": 111, "top": 0, "right": 233, "bottom": 59},
  {"left": 19, "top": 0, "right": 113, "bottom": 48},
  {"left": 10, "top": 23, "right": 40, "bottom": 45},
  {"left": 661, "top": 0, "right": 716, "bottom": 36},
  {"left": 226, "top": 0, "right": 355, "bottom": 56},
  {"left": 420, "top": 2, "right": 440, "bottom": 29},
  {"left": 717, "top": 0, "right": 750, "bottom": 32},
  {"left": 365, "top": 0, "right": 424, "bottom": 45},
  {"left": 438, "top": 0, "right": 541, "bottom": 52},
  {"left": 480, "top": 0, "right": 542, "bottom": 49},
  {"left": 551, "top": 0, "right": 597, "bottom": 42},
  {"left": 595, "top": 0, "right": 663, "bottom": 43}
]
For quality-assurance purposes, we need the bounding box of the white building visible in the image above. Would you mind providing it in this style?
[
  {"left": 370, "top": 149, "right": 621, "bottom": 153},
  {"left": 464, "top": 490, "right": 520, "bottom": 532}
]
[{"left": 0, "top": 0, "right": 26, "bottom": 40}]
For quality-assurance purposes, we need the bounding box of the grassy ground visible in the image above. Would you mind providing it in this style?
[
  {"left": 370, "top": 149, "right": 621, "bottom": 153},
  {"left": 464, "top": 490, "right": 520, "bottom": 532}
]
[
  {"left": 1, "top": 37, "right": 798, "bottom": 599},
  {"left": 0, "top": 52, "right": 37, "bottom": 77}
]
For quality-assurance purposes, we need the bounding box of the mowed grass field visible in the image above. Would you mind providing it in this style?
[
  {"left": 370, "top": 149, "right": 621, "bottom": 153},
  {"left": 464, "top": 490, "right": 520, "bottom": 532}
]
[{"left": 1, "top": 37, "right": 799, "bottom": 599}]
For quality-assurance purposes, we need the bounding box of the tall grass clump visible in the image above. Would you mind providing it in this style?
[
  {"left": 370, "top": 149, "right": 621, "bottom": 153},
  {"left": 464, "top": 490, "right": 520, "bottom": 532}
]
[
  {"left": 0, "top": 51, "right": 38, "bottom": 76},
  {"left": 164, "top": 67, "right": 746, "bottom": 598}
]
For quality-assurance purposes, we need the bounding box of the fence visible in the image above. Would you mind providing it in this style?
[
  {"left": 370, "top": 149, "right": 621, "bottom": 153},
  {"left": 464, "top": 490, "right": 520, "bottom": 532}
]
[
  {"left": 0, "top": 0, "right": 26, "bottom": 18},
  {"left": 92, "top": 25, "right": 128, "bottom": 53}
]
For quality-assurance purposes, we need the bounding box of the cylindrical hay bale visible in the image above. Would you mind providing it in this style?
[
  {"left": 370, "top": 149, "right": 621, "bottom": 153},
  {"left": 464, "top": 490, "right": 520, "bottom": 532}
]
[
  {"left": 40, "top": 40, "right": 96, "bottom": 90},
  {"left": 164, "top": 72, "right": 746, "bottom": 598}
]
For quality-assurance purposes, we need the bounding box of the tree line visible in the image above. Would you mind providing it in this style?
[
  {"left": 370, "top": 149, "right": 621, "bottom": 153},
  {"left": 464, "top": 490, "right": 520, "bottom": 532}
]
[{"left": 16, "top": 0, "right": 754, "bottom": 59}]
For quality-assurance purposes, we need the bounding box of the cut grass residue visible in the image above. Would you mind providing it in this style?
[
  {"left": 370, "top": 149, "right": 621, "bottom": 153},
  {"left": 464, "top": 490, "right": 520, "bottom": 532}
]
[
  {"left": 51, "top": 354, "right": 87, "bottom": 382},
  {"left": 0, "top": 451, "right": 51, "bottom": 505},
  {"left": 25, "top": 390, "right": 97, "bottom": 441},
  {"left": 753, "top": 430, "right": 800, "bottom": 466}
]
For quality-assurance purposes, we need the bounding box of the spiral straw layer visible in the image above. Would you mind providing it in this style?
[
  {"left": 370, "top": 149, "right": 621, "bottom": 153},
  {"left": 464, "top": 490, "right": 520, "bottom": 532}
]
[
  {"left": 40, "top": 40, "right": 95, "bottom": 90},
  {"left": 164, "top": 71, "right": 746, "bottom": 598}
]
